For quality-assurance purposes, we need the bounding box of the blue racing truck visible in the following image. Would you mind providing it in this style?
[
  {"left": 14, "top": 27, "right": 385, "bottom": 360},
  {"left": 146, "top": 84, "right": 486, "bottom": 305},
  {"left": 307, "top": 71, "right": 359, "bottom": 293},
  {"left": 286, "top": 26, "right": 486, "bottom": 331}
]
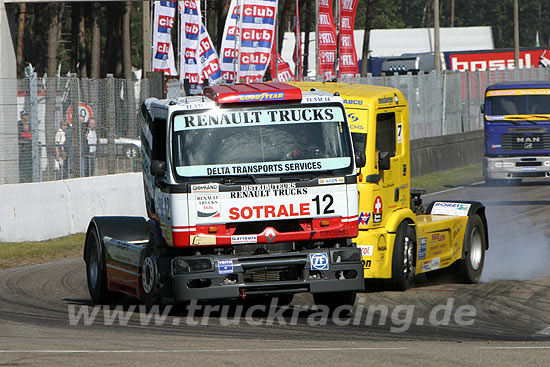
[{"left": 482, "top": 81, "right": 550, "bottom": 184}]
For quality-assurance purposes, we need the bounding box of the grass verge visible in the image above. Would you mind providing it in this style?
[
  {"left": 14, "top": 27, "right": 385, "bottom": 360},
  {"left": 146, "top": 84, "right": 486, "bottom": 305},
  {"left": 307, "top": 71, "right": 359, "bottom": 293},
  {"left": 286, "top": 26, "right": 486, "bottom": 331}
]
[
  {"left": 411, "top": 163, "right": 483, "bottom": 194},
  {"left": 0, "top": 164, "right": 483, "bottom": 270},
  {"left": 0, "top": 233, "right": 85, "bottom": 270}
]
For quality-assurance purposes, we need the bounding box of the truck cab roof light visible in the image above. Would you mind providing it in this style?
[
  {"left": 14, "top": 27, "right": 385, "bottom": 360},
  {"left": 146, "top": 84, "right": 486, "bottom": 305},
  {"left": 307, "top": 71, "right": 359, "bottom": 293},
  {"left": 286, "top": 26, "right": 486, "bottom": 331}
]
[{"left": 204, "top": 82, "right": 302, "bottom": 104}]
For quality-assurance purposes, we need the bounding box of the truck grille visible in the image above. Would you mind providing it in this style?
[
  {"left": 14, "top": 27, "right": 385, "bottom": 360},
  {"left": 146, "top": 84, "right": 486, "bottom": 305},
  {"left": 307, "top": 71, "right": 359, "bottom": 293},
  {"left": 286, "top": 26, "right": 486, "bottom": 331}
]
[
  {"left": 243, "top": 266, "right": 302, "bottom": 283},
  {"left": 501, "top": 133, "right": 550, "bottom": 151}
]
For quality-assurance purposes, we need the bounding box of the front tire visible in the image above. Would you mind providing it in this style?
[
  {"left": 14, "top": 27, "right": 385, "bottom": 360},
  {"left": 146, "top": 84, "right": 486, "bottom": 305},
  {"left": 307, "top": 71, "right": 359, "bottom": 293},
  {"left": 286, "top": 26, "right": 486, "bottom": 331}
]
[
  {"left": 85, "top": 227, "right": 116, "bottom": 304},
  {"left": 457, "top": 214, "right": 486, "bottom": 283},
  {"left": 391, "top": 221, "right": 416, "bottom": 291}
]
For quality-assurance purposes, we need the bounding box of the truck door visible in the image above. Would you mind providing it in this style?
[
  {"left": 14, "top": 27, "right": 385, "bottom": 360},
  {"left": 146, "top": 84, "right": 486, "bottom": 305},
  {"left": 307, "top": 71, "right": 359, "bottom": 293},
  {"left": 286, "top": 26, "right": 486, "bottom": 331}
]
[{"left": 371, "top": 108, "right": 407, "bottom": 227}]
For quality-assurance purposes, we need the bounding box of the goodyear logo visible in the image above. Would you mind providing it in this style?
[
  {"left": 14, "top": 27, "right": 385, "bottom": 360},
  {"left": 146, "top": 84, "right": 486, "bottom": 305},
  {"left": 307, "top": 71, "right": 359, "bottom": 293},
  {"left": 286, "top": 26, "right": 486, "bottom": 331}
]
[{"left": 239, "top": 92, "right": 285, "bottom": 102}]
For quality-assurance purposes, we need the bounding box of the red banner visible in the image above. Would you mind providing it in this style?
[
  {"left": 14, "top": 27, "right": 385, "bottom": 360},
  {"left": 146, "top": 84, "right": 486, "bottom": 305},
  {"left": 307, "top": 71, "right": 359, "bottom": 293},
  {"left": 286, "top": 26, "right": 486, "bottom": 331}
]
[
  {"left": 270, "top": 41, "right": 296, "bottom": 81},
  {"left": 338, "top": 0, "right": 358, "bottom": 76},
  {"left": 318, "top": 0, "right": 337, "bottom": 80}
]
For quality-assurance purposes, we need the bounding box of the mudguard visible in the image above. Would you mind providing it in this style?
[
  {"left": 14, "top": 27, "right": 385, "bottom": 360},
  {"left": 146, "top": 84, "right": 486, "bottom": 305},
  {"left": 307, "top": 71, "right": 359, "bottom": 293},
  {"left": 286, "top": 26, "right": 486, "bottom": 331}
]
[
  {"left": 425, "top": 200, "right": 489, "bottom": 249},
  {"left": 83, "top": 216, "right": 149, "bottom": 259}
]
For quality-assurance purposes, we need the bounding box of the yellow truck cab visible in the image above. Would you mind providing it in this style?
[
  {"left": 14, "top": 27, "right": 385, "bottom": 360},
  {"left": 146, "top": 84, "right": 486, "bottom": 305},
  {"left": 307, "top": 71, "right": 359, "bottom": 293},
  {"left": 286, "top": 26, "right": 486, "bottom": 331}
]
[{"left": 291, "top": 82, "right": 489, "bottom": 290}]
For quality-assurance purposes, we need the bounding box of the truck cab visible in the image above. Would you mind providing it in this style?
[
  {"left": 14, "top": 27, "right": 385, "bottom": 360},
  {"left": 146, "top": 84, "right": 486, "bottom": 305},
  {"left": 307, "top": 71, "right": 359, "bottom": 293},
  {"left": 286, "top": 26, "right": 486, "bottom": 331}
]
[
  {"left": 482, "top": 81, "right": 550, "bottom": 184},
  {"left": 83, "top": 82, "right": 364, "bottom": 309},
  {"left": 291, "top": 82, "right": 489, "bottom": 290}
]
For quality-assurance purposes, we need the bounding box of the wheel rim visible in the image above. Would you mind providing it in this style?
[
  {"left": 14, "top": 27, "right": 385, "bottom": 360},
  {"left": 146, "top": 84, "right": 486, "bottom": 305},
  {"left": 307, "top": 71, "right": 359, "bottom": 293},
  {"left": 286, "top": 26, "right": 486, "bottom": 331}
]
[
  {"left": 403, "top": 236, "right": 414, "bottom": 277},
  {"left": 88, "top": 237, "right": 99, "bottom": 290},
  {"left": 469, "top": 227, "right": 483, "bottom": 271}
]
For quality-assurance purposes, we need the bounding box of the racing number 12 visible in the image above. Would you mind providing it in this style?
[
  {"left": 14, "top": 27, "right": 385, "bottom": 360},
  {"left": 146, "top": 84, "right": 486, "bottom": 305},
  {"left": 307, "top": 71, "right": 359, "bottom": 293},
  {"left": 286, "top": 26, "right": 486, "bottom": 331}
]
[{"left": 312, "top": 194, "right": 335, "bottom": 215}]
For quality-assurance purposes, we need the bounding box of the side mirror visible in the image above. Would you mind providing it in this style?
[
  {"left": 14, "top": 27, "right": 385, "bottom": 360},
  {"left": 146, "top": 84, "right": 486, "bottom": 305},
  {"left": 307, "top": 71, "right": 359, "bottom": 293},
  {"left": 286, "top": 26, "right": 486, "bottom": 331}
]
[
  {"left": 151, "top": 160, "right": 166, "bottom": 177},
  {"left": 480, "top": 103, "right": 485, "bottom": 114},
  {"left": 355, "top": 150, "right": 366, "bottom": 168},
  {"left": 379, "top": 151, "right": 391, "bottom": 171}
]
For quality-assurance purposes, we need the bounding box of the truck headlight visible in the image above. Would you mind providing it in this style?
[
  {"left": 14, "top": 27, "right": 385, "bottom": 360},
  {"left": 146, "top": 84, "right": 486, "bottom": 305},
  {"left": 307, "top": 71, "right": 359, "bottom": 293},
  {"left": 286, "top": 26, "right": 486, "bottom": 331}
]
[{"left": 173, "top": 258, "right": 213, "bottom": 273}]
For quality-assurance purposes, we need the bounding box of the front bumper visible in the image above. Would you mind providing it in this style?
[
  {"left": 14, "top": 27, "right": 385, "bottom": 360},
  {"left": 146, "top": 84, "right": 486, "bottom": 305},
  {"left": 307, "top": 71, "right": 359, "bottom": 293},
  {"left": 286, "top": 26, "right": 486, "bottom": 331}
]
[
  {"left": 483, "top": 156, "right": 550, "bottom": 180},
  {"left": 169, "top": 247, "right": 364, "bottom": 302}
]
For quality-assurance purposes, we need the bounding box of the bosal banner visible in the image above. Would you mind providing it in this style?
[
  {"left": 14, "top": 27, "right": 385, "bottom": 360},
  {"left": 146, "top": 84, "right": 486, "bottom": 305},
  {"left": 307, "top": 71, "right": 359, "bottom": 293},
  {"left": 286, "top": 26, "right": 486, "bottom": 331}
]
[
  {"left": 338, "top": 0, "right": 359, "bottom": 76},
  {"left": 179, "top": 0, "right": 223, "bottom": 84},
  {"left": 220, "top": 0, "right": 278, "bottom": 83},
  {"left": 318, "top": 0, "right": 337, "bottom": 80},
  {"left": 152, "top": 1, "right": 178, "bottom": 75}
]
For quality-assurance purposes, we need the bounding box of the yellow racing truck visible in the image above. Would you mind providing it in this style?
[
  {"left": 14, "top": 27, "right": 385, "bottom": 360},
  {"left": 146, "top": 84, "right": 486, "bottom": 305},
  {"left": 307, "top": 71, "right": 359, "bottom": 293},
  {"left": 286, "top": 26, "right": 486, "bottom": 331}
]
[{"left": 291, "top": 82, "right": 488, "bottom": 290}]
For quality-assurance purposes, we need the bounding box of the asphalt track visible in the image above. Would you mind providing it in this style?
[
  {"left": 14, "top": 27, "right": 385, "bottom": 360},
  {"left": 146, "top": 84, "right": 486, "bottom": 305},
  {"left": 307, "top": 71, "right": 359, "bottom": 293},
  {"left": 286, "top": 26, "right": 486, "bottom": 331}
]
[{"left": 1, "top": 181, "right": 550, "bottom": 366}]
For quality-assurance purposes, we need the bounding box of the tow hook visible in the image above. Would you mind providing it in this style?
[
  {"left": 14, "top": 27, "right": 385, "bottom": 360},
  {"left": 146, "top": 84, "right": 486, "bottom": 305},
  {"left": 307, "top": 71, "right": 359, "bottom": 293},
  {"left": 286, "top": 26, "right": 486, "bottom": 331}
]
[{"left": 240, "top": 288, "right": 246, "bottom": 299}]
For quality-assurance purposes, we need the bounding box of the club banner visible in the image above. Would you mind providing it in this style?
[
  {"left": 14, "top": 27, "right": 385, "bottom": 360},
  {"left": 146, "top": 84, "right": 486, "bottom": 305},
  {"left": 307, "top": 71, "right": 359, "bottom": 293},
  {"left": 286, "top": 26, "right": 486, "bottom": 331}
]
[
  {"left": 152, "top": 1, "right": 178, "bottom": 75},
  {"left": 220, "top": 0, "right": 278, "bottom": 83},
  {"left": 338, "top": 0, "right": 358, "bottom": 76},
  {"left": 179, "top": 0, "right": 223, "bottom": 84},
  {"left": 318, "top": 0, "right": 337, "bottom": 80}
]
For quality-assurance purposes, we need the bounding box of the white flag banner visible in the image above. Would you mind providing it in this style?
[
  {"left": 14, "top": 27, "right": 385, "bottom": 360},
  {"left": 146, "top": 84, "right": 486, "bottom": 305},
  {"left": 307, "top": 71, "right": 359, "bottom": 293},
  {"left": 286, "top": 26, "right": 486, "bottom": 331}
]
[
  {"left": 179, "top": 0, "right": 223, "bottom": 84},
  {"left": 152, "top": 1, "right": 178, "bottom": 76},
  {"left": 219, "top": 0, "right": 277, "bottom": 83}
]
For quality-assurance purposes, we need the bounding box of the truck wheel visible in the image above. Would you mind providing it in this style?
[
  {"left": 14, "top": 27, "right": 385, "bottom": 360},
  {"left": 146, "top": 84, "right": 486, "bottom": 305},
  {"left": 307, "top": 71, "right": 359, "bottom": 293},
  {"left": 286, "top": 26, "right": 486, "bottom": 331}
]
[
  {"left": 142, "top": 255, "right": 160, "bottom": 310},
  {"left": 391, "top": 221, "right": 416, "bottom": 291},
  {"left": 85, "top": 227, "right": 116, "bottom": 304},
  {"left": 457, "top": 214, "right": 486, "bottom": 284},
  {"left": 313, "top": 291, "right": 356, "bottom": 316}
]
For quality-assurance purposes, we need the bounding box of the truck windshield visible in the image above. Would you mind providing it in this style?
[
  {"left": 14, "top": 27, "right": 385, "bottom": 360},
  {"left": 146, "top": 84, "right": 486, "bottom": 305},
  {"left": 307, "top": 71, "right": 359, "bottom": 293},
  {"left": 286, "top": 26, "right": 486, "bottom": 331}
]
[
  {"left": 172, "top": 103, "right": 353, "bottom": 178},
  {"left": 488, "top": 94, "right": 550, "bottom": 116}
]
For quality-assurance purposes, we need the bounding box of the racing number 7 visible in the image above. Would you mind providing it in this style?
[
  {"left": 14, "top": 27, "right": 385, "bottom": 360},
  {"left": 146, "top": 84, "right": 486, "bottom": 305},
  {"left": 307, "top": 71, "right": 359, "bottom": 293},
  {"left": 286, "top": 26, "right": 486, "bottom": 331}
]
[{"left": 312, "top": 194, "right": 335, "bottom": 215}]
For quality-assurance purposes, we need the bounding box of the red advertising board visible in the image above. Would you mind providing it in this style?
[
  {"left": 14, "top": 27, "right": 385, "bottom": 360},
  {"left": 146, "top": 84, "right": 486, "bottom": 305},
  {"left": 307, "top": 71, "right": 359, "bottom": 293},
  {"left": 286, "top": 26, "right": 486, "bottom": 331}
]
[
  {"left": 338, "top": 0, "right": 359, "bottom": 76},
  {"left": 318, "top": 0, "right": 337, "bottom": 80},
  {"left": 446, "top": 49, "right": 550, "bottom": 71}
]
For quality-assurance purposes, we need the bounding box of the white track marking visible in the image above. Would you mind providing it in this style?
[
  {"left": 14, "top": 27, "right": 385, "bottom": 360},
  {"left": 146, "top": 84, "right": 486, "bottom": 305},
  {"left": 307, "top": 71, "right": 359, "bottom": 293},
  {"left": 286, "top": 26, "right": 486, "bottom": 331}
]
[
  {"left": 0, "top": 347, "right": 408, "bottom": 354},
  {"left": 535, "top": 325, "right": 550, "bottom": 336}
]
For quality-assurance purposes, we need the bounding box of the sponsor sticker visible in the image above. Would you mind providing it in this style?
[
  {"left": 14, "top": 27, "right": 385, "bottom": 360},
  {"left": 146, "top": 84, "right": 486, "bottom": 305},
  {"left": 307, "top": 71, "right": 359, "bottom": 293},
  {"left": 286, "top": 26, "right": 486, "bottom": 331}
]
[
  {"left": 418, "top": 237, "right": 427, "bottom": 260},
  {"left": 422, "top": 260, "right": 432, "bottom": 272},
  {"left": 373, "top": 196, "right": 383, "bottom": 223},
  {"left": 318, "top": 177, "right": 345, "bottom": 185},
  {"left": 431, "top": 257, "right": 441, "bottom": 271},
  {"left": 231, "top": 235, "right": 257, "bottom": 244},
  {"left": 358, "top": 245, "right": 374, "bottom": 257},
  {"left": 358, "top": 212, "right": 371, "bottom": 226},
  {"left": 217, "top": 259, "right": 234, "bottom": 274},
  {"left": 431, "top": 202, "right": 471, "bottom": 216},
  {"left": 309, "top": 253, "right": 329, "bottom": 271},
  {"left": 191, "top": 183, "right": 219, "bottom": 193},
  {"left": 196, "top": 194, "right": 220, "bottom": 218}
]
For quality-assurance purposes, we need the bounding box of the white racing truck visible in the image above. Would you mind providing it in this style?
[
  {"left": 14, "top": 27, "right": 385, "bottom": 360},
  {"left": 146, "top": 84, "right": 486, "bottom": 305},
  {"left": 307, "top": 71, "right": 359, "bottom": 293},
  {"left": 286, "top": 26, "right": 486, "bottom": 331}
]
[{"left": 84, "top": 82, "right": 365, "bottom": 310}]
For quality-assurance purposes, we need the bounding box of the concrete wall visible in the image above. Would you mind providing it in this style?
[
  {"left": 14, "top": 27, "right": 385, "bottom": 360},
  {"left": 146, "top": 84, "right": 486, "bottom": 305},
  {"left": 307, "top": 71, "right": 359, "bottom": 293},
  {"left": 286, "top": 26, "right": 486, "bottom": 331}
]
[
  {"left": 410, "top": 130, "right": 484, "bottom": 177},
  {"left": 0, "top": 173, "right": 147, "bottom": 242}
]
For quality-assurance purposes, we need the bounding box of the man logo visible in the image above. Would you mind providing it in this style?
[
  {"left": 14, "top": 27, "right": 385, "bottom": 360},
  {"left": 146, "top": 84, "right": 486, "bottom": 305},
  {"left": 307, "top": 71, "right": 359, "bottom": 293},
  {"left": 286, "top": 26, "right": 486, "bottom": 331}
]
[{"left": 309, "top": 253, "right": 329, "bottom": 270}]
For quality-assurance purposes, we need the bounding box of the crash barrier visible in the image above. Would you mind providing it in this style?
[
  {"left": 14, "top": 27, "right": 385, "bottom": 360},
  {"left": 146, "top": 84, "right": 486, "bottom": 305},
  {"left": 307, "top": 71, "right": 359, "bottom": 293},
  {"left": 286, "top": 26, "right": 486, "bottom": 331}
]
[
  {"left": 410, "top": 130, "right": 484, "bottom": 177},
  {"left": 0, "top": 173, "right": 146, "bottom": 242}
]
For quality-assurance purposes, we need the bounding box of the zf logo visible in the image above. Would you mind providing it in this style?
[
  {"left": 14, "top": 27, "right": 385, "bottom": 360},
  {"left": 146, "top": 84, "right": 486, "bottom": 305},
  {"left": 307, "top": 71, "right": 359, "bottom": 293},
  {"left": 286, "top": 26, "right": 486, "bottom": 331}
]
[{"left": 310, "top": 253, "right": 329, "bottom": 271}]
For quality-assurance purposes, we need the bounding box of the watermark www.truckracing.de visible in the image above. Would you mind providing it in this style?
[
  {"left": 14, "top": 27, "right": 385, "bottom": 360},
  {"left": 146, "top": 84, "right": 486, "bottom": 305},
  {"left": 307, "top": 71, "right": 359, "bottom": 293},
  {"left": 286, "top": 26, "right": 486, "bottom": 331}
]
[{"left": 68, "top": 297, "right": 476, "bottom": 332}]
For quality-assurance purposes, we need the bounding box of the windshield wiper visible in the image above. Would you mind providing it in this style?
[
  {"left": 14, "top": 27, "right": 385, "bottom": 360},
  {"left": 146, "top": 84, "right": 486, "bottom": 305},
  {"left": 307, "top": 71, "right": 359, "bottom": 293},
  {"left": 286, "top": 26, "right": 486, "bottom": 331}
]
[{"left": 220, "top": 175, "right": 257, "bottom": 185}]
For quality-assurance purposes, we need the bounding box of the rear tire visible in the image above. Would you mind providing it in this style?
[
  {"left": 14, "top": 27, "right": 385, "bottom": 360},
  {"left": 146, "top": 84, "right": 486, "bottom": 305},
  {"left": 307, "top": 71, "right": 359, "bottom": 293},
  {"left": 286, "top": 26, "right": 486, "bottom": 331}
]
[
  {"left": 85, "top": 227, "right": 116, "bottom": 304},
  {"left": 391, "top": 221, "right": 416, "bottom": 291},
  {"left": 457, "top": 214, "right": 486, "bottom": 283},
  {"left": 313, "top": 291, "right": 356, "bottom": 316}
]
